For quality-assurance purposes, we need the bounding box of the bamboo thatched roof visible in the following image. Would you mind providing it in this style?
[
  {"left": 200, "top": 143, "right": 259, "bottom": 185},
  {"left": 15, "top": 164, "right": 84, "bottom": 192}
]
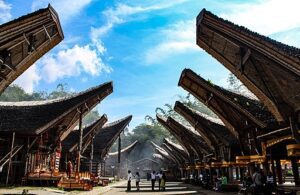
[
  {"left": 92, "top": 115, "right": 132, "bottom": 160},
  {"left": 196, "top": 8, "right": 300, "bottom": 122},
  {"left": 167, "top": 116, "right": 212, "bottom": 156},
  {"left": 108, "top": 140, "right": 139, "bottom": 156},
  {"left": 62, "top": 115, "right": 108, "bottom": 153},
  {"left": 174, "top": 101, "right": 236, "bottom": 147},
  {"left": 0, "top": 4, "right": 64, "bottom": 94},
  {"left": 151, "top": 141, "right": 178, "bottom": 165},
  {"left": 163, "top": 138, "right": 189, "bottom": 163},
  {"left": 179, "top": 68, "right": 279, "bottom": 137},
  {"left": 0, "top": 82, "right": 113, "bottom": 137},
  {"left": 157, "top": 114, "right": 194, "bottom": 158},
  {"left": 156, "top": 114, "right": 212, "bottom": 159}
]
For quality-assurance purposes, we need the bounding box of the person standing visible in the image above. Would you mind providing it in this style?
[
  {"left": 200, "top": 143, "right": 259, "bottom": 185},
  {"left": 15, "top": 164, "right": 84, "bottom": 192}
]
[
  {"left": 127, "top": 170, "right": 132, "bottom": 191},
  {"left": 67, "top": 161, "right": 73, "bottom": 179},
  {"left": 151, "top": 171, "right": 156, "bottom": 191},
  {"left": 158, "top": 171, "right": 163, "bottom": 190},
  {"left": 135, "top": 172, "right": 140, "bottom": 191},
  {"left": 161, "top": 172, "right": 167, "bottom": 191}
]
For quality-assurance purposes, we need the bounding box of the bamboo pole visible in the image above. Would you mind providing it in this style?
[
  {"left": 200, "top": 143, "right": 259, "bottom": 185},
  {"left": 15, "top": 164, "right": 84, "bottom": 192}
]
[
  {"left": 6, "top": 132, "right": 15, "bottom": 185},
  {"left": 77, "top": 108, "right": 83, "bottom": 173}
]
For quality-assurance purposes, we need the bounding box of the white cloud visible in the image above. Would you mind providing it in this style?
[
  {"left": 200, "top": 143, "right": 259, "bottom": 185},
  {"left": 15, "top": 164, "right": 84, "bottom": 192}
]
[
  {"left": 14, "top": 64, "right": 41, "bottom": 94},
  {"left": 90, "top": 0, "right": 188, "bottom": 49},
  {"left": 13, "top": 44, "right": 111, "bottom": 93},
  {"left": 145, "top": 20, "right": 200, "bottom": 64},
  {"left": 0, "top": 0, "right": 12, "bottom": 24},
  {"left": 221, "top": 0, "right": 300, "bottom": 35},
  {"left": 39, "top": 44, "right": 111, "bottom": 83},
  {"left": 31, "top": 0, "right": 92, "bottom": 23}
]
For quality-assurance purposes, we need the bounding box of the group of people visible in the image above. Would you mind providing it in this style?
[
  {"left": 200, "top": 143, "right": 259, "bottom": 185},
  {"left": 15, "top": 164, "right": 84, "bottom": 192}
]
[
  {"left": 150, "top": 170, "right": 167, "bottom": 191},
  {"left": 242, "top": 169, "right": 275, "bottom": 195},
  {"left": 126, "top": 170, "right": 167, "bottom": 191},
  {"left": 126, "top": 170, "right": 140, "bottom": 191}
]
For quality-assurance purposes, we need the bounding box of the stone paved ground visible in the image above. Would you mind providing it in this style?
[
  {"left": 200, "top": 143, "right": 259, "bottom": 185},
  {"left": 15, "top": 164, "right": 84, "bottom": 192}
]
[
  {"left": 102, "top": 180, "right": 238, "bottom": 195},
  {"left": 0, "top": 180, "right": 238, "bottom": 195}
]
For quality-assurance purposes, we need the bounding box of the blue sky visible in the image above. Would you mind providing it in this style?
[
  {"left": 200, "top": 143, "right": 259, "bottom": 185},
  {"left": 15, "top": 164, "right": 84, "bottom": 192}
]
[{"left": 1, "top": 0, "right": 300, "bottom": 129}]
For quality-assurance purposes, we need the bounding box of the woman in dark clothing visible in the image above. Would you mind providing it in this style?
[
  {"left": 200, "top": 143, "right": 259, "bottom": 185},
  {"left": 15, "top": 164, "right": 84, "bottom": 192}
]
[{"left": 161, "top": 172, "right": 167, "bottom": 191}]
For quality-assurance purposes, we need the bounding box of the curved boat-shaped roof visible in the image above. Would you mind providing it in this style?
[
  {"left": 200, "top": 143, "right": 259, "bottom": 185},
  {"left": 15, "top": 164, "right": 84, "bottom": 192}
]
[
  {"left": 151, "top": 141, "right": 178, "bottom": 165},
  {"left": 196, "top": 9, "right": 300, "bottom": 122},
  {"left": 93, "top": 115, "right": 132, "bottom": 159},
  {"left": 108, "top": 140, "right": 139, "bottom": 156},
  {"left": 62, "top": 115, "right": 108, "bottom": 153},
  {"left": 0, "top": 82, "right": 113, "bottom": 137},
  {"left": 167, "top": 116, "right": 212, "bottom": 157},
  {"left": 0, "top": 4, "right": 64, "bottom": 94},
  {"left": 162, "top": 139, "right": 189, "bottom": 164},
  {"left": 174, "top": 101, "right": 236, "bottom": 147},
  {"left": 179, "top": 69, "right": 278, "bottom": 137},
  {"left": 157, "top": 115, "right": 193, "bottom": 158},
  {"left": 157, "top": 114, "right": 212, "bottom": 158}
]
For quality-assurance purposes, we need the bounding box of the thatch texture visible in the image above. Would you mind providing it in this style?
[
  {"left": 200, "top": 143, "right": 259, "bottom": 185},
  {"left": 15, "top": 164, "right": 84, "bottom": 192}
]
[
  {"left": 0, "top": 82, "right": 113, "bottom": 136},
  {"left": 196, "top": 9, "right": 300, "bottom": 122},
  {"left": 108, "top": 140, "right": 138, "bottom": 156},
  {"left": 0, "top": 4, "right": 64, "bottom": 93},
  {"left": 92, "top": 115, "right": 132, "bottom": 160},
  {"left": 62, "top": 115, "right": 108, "bottom": 153},
  {"left": 178, "top": 69, "right": 279, "bottom": 137},
  {"left": 175, "top": 101, "right": 236, "bottom": 147}
]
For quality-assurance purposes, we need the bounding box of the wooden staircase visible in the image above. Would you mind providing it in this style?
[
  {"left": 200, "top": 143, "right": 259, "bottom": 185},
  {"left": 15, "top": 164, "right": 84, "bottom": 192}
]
[{"left": 57, "top": 172, "right": 93, "bottom": 191}]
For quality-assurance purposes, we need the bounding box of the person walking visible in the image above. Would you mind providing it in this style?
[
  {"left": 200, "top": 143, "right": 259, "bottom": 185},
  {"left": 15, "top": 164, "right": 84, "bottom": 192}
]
[
  {"left": 161, "top": 172, "right": 167, "bottom": 191},
  {"left": 66, "top": 161, "right": 73, "bottom": 179},
  {"left": 127, "top": 170, "right": 132, "bottom": 191},
  {"left": 158, "top": 171, "right": 163, "bottom": 190},
  {"left": 135, "top": 172, "right": 140, "bottom": 191},
  {"left": 151, "top": 171, "right": 156, "bottom": 191}
]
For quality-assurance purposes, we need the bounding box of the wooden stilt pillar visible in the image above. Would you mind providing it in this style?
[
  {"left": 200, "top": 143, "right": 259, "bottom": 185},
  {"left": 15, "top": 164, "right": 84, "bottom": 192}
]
[
  {"left": 291, "top": 158, "right": 300, "bottom": 186},
  {"left": 6, "top": 132, "right": 15, "bottom": 186},
  {"left": 24, "top": 137, "right": 30, "bottom": 176},
  {"left": 236, "top": 167, "right": 240, "bottom": 180},
  {"left": 117, "top": 135, "right": 121, "bottom": 180},
  {"left": 275, "top": 159, "right": 283, "bottom": 184},
  {"left": 271, "top": 159, "right": 277, "bottom": 186},
  {"left": 228, "top": 167, "right": 233, "bottom": 182},
  {"left": 77, "top": 108, "right": 83, "bottom": 173},
  {"left": 89, "top": 136, "right": 94, "bottom": 174}
]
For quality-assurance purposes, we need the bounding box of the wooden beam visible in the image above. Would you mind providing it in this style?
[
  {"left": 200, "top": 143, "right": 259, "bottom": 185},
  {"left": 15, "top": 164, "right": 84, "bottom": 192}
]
[
  {"left": 89, "top": 136, "right": 94, "bottom": 174},
  {"left": 43, "top": 25, "right": 51, "bottom": 40},
  {"left": 6, "top": 132, "right": 15, "bottom": 186},
  {"left": 0, "top": 73, "right": 7, "bottom": 80},
  {"left": 77, "top": 107, "right": 83, "bottom": 172},
  {"left": 290, "top": 114, "right": 300, "bottom": 143}
]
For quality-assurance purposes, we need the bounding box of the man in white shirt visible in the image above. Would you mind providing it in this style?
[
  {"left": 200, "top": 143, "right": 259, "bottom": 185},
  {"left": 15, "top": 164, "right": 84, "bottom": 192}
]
[
  {"left": 151, "top": 171, "right": 156, "bottom": 191},
  {"left": 127, "top": 170, "right": 132, "bottom": 191}
]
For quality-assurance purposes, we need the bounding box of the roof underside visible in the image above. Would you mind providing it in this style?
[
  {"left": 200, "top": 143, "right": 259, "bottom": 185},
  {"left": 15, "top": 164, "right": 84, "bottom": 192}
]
[
  {"left": 196, "top": 9, "right": 300, "bottom": 122},
  {"left": 62, "top": 115, "right": 108, "bottom": 152},
  {"left": 178, "top": 69, "right": 281, "bottom": 137},
  {"left": 157, "top": 115, "right": 194, "bottom": 157},
  {"left": 157, "top": 114, "right": 212, "bottom": 158},
  {"left": 167, "top": 116, "right": 212, "bottom": 156},
  {"left": 174, "top": 101, "right": 236, "bottom": 147},
  {"left": 0, "top": 5, "right": 64, "bottom": 94},
  {"left": 163, "top": 139, "right": 189, "bottom": 163},
  {"left": 108, "top": 140, "right": 139, "bottom": 156},
  {"left": 0, "top": 82, "right": 113, "bottom": 136},
  {"left": 151, "top": 142, "right": 178, "bottom": 164},
  {"left": 92, "top": 115, "right": 132, "bottom": 160}
]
